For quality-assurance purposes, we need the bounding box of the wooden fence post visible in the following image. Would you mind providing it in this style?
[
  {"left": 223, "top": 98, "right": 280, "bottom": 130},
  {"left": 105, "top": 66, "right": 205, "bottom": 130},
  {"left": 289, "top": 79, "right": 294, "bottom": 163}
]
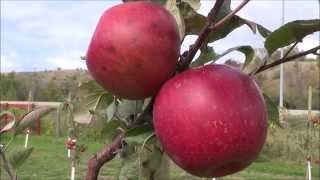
[{"left": 306, "top": 86, "right": 312, "bottom": 180}]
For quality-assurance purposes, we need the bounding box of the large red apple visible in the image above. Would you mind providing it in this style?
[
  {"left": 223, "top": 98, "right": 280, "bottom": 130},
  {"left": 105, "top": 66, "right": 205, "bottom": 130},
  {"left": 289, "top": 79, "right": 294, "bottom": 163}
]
[
  {"left": 86, "top": 1, "right": 180, "bottom": 99},
  {"left": 153, "top": 64, "right": 267, "bottom": 177}
]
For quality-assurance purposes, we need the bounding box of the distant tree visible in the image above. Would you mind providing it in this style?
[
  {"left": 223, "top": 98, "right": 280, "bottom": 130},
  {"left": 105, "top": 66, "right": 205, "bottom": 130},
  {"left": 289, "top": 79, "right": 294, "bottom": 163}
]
[
  {"left": 0, "top": 73, "right": 20, "bottom": 100},
  {"left": 37, "top": 80, "right": 61, "bottom": 101}
]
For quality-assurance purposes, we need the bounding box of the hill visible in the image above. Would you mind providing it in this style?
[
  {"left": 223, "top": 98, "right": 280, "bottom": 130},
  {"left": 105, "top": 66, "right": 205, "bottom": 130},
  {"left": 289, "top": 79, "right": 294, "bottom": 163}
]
[{"left": 1, "top": 59, "right": 319, "bottom": 110}]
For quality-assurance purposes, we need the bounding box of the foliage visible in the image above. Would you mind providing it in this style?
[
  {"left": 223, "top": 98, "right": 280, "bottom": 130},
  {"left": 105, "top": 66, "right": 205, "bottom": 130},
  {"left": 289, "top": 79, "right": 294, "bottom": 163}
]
[
  {"left": 0, "top": 73, "right": 24, "bottom": 100},
  {"left": 14, "top": 107, "right": 55, "bottom": 135},
  {"left": 263, "top": 94, "right": 281, "bottom": 127},
  {"left": 0, "top": 70, "right": 87, "bottom": 102},
  {"left": 0, "top": 107, "right": 56, "bottom": 179},
  {"left": 78, "top": 0, "right": 320, "bottom": 179},
  {"left": 265, "top": 19, "right": 320, "bottom": 55},
  {"left": 1, "top": 0, "right": 319, "bottom": 179},
  {"left": 9, "top": 147, "right": 34, "bottom": 170}
]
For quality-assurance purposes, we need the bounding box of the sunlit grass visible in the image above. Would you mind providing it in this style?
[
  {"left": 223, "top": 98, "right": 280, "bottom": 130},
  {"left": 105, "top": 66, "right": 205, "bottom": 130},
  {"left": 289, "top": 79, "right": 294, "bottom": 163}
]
[{"left": 1, "top": 134, "right": 319, "bottom": 179}]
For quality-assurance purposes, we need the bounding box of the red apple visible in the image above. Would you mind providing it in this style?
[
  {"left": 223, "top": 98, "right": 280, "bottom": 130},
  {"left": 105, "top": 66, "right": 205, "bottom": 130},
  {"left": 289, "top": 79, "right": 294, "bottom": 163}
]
[
  {"left": 153, "top": 64, "right": 267, "bottom": 177},
  {"left": 86, "top": 1, "right": 180, "bottom": 99}
]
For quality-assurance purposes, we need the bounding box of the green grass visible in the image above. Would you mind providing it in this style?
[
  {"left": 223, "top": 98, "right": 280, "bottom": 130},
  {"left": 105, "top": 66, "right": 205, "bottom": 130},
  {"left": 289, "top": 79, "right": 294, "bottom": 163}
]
[{"left": 1, "top": 134, "right": 319, "bottom": 180}]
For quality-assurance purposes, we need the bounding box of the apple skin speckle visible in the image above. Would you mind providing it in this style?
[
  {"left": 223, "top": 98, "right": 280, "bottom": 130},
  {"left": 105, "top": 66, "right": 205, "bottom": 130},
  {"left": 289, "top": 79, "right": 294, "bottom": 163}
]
[
  {"left": 153, "top": 64, "right": 267, "bottom": 178},
  {"left": 86, "top": 1, "right": 180, "bottom": 99}
]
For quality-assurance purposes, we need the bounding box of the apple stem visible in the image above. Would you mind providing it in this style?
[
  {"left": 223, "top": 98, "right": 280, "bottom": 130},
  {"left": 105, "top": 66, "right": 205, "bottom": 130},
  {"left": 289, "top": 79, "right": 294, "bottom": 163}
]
[{"left": 177, "top": 0, "right": 250, "bottom": 72}]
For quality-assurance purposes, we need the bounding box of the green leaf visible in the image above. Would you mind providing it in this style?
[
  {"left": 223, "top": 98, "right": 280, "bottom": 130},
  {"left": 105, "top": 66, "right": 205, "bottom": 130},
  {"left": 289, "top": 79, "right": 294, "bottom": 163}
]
[
  {"left": 126, "top": 124, "right": 154, "bottom": 137},
  {"left": 192, "top": 45, "right": 254, "bottom": 69},
  {"left": 9, "top": 147, "right": 34, "bottom": 170},
  {"left": 177, "top": 0, "right": 270, "bottom": 42},
  {"left": 141, "top": 146, "right": 163, "bottom": 175},
  {"left": 178, "top": 1, "right": 206, "bottom": 36},
  {"left": 92, "top": 93, "right": 114, "bottom": 113},
  {"left": 178, "top": 0, "right": 269, "bottom": 42},
  {"left": 191, "top": 46, "right": 217, "bottom": 67},
  {"left": 151, "top": 0, "right": 167, "bottom": 5},
  {"left": 0, "top": 120, "right": 16, "bottom": 134},
  {"left": 0, "top": 111, "right": 16, "bottom": 131},
  {"left": 118, "top": 155, "right": 139, "bottom": 180},
  {"left": 101, "top": 119, "right": 127, "bottom": 139},
  {"left": 15, "top": 107, "right": 55, "bottom": 134},
  {"left": 208, "top": 16, "right": 271, "bottom": 43},
  {"left": 216, "top": 0, "right": 231, "bottom": 21},
  {"left": 125, "top": 132, "right": 154, "bottom": 145},
  {"left": 212, "top": 46, "right": 254, "bottom": 70},
  {"left": 230, "top": 46, "right": 255, "bottom": 70},
  {"left": 265, "top": 19, "right": 320, "bottom": 55},
  {"left": 166, "top": 0, "right": 185, "bottom": 38},
  {"left": 116, "top": 100, "right": 144, "bottom": 119},
  {"left": 78, "top": 80, "right": 113, "bottom": 111},
  {"left": 257, "top": 24, "right": 271, "bottom": 38},
  {"left": 182, "top": 0, "right": 200, "bottom": 10},
  {"left": 263, "top": 93, "right": 281, "bottom": 127},
  {"left": 207, "top": 16, "right": 250, "bottom": 43},
  {"left": 125, "top": 124, "right": 155, "bottom": 146},
  {"left": 106, "top": 101, "right": 117, "bottom": 121}
]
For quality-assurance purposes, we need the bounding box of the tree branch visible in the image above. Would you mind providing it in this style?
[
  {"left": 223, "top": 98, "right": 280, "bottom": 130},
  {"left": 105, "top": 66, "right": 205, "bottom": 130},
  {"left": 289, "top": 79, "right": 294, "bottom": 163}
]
[
  {"left": 210, "top": 0, "right": 250, "bottom": 31},
  {"left": 85, "top": 132, "right": 124, "bottom": 180},
  {"left": 176, "top": 0, "right": 225, "bottom": 72},
  {"left": 282, "top": 41, "right": 298, "bottom": 59},
  {"left": 250, "top": 41, "right": 299, "bottom": 75},
  {"left": 254, "top": 45, "right": 320, "bottom": 75},
  {"left": 177, "top": 0, "right": 250, "bottom": 72},
  {"left": 85, "top": 97, "right": 154, "bottom": 180}
]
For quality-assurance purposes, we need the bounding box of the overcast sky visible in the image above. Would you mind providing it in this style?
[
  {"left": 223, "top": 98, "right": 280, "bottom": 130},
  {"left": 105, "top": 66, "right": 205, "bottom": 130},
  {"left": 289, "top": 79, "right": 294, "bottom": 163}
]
[{"left": 1, "top": 0, "right": 319, "bottom": 72}]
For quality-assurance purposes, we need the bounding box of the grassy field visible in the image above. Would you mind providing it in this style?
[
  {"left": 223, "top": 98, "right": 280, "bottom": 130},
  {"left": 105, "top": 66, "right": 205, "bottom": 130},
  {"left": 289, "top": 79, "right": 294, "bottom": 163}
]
[{"left": 1, "top": 134, "right": 319, "bottom": 180}]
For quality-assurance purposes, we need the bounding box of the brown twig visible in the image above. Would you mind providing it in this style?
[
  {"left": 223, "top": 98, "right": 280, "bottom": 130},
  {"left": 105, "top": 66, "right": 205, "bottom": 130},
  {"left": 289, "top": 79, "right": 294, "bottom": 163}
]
[
  {"left": 282, "top": 41, "right": 299, "bottom": 59},
  {"left": 176, "top": 0, "right": 225, "bottom": 72},
  {"left": 85, "top": 132, "right": 124, "bottom": 180},
  {"left": 85, "top": 97, "right": 154, "bottom": 180},
  {"left": 250, "top": 41, "right": 299, "bottom": 76},
  {"left": 177, "top": 0, "right": 250, "bottom": 72},
  {"left": 254, "top": 45, "right": 320, "bottom": 75},
  {"left": 210, "top": 0, "right": 250, "bottom": 31}
]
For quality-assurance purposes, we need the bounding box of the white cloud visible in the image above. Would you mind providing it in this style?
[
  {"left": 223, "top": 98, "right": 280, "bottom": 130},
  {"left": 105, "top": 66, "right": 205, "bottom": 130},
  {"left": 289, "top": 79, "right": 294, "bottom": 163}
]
[
  {"left": 1, "top": 53, "right": 21, "bottom": 72},
  {"left": 1, "top": 1, "right": 121, "bottom": 71},
  {"left": 0, "top": 1, "right": 45, "bottom": 21},
  {"left": 0, "top": 0, "right": 319, "bottom": 72},
  {"left": 45, "top": 50, "right": 87, "bottom": 70}
]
